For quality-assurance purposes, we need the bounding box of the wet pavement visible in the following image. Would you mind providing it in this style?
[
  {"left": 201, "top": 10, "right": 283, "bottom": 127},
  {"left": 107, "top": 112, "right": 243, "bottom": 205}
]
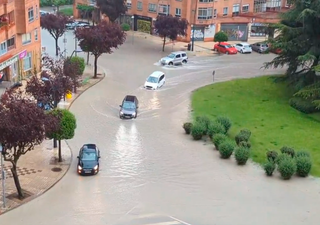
[{"left": 1, "top": 31, "right": 320, "bottom": 225}]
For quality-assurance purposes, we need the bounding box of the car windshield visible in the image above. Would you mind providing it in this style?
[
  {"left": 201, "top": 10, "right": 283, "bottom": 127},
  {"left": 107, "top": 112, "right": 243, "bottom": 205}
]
[
  {"left": 82, "top": 151, "right": 96, "bottom": 160},
  {"left": 147, "top": 76, "right": 158, "bottom": 83},
  {"left": 225, "top": 45, "right": 232, "bottom": 48},
  {"left": 122, "top": 101, "right": 136, "bottom": 110},
  {"left": 167, "top": 54, "right": 175, "bottom": 58}
]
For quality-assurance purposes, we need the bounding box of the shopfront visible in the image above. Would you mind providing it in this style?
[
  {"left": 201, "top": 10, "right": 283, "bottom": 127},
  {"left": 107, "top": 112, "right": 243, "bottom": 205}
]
[
  {"left": 0, "top": 50, "right": 26, "bottom": 82},
  {"left": 133, "top": 15, "right": 152, "bottom": 34},
  {"left": 250, "top": 23, "right": 267, "bottom": 37},
  {"left": 220, "top": 24, "right": 248, "bottom": 41},
  {"left": 191, "top": 26, "right": 205, "bottom": 42}
]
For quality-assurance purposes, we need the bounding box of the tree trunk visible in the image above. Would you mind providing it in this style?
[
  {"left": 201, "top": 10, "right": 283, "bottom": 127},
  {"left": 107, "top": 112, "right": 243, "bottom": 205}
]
[
  {"left": 93, "top": 55, "right": 98, "bottom": 78},
  {"left": 58, "top": 139, "right": 62, "bottom": 162},
  {"left": 10, "top": 162, "right": 24, "bottom": 199},
  {"left": 73, "top": 79, "right": 77, "bottom": 93},
  {"left": 53, "top": 93, "right": 58, "bottom": 148},
  {"left": 55, "top": 38, "right": 59, "bottom": 56},
  {"left": 86, "top": 52, "right": 90, "bottom": 65},
  {"left": 162, "top": 36, "right": 166, "bottom": 52}
]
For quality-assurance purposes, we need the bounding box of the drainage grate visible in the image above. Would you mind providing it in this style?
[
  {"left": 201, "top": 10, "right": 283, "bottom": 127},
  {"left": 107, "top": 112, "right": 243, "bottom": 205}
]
[{"left": 51, "top": 167, "right": 62, "bottom": 172}]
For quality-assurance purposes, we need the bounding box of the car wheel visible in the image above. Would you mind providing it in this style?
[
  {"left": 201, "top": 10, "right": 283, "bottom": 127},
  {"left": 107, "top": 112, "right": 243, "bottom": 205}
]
[
  {"left": 182, "top": 60, "right": 187, "bottom": 64},
  {"left": 240, "top": 50, "right": 243, "bottom": 54},
  {"left": 119, "top": 115, "right": 123, "bottom": 119},
  {"left": 134, "top": 113, "right": 137, "bottom": 118},
  {"left": 226, "top": 52, "right": 229, "bottom": 55},
  {"left": 168, "top": 62, "right": 173, "bottom": 66}
]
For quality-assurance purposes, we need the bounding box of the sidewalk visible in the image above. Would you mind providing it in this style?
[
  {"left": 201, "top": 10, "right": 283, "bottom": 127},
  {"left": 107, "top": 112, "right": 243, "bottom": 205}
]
[
  {"left": 0, "top": 65, "right": 105, "bottom": 214},
  {"left": 128, "top": 31, "right": 268, "bottom": 56}
]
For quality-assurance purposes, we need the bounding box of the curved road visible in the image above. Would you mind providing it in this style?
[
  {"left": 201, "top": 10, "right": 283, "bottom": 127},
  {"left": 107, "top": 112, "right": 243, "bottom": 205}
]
[{"left": 1, "top": 33, "right": 320, "bottom": 225}]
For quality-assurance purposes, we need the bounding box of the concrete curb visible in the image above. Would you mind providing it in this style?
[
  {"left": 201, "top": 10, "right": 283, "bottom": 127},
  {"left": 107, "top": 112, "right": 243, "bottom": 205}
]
[{"left": 0, "top": 70, "right": 106, "bottom": 216}]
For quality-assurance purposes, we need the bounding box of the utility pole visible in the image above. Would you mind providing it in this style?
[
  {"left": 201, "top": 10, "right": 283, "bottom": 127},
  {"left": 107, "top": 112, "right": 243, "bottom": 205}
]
[
  {"left": 63, "top": 32, "right": 67, "bottom": 58},
  {"left": 0, "top": 144, "right": 6, "bottom": 208},
  {"left": 191, "top": 0, "right": 198, "bottom": 51}
]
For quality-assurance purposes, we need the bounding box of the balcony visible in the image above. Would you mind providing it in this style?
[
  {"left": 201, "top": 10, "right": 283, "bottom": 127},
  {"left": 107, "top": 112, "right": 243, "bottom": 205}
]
[{"left": 0, "top": 14, "right": 8, "bottom": 32}]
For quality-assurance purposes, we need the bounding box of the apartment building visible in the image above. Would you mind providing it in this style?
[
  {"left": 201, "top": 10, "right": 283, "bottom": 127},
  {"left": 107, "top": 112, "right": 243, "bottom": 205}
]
[
  {"left": 73, "top": 0, "right": 290, "bottom": 42},
  {"left": 0, "top": 0, "right": 41, "bottom": 84}
]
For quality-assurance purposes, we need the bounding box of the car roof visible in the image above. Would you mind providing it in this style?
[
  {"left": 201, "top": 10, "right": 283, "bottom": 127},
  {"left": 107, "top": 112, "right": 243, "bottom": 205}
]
[
  {"left": 82, "top": 143, "right": 97, "bottom": 149},
  {"left": 149, "top": 71, "right": 164, "bottom": 78},
  {"left": 219, "top": 42, "right": 231, "bottom": 45},
  {"left": 171, "top": 51, "right": 186, "bottom": 54},
  {"left": 124, "top": 95, "right": 136, "bottom": 102},
  {"left": 238, "top": 42, "right": 250, "bottom": 45}
]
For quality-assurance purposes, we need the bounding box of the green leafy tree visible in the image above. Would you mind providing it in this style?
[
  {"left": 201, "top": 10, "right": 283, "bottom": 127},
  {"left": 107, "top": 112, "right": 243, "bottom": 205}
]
[
  {"left": 76, "top": 4, "right": 95, "bottom": 22},
  {"left": 47, "top": 109, "right": 77, "bottom": 162},
  {"left": 154, "top": 15, "right": 188, "bottom": 52},
  {"left": 214, "top": 31, "right": 228, "bottom": 43}
]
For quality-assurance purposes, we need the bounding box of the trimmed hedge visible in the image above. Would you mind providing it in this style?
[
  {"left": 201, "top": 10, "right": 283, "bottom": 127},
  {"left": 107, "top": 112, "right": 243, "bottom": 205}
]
[
  {"left": 278, "top": 157, "right": 297, "bottom": 180},
  {"left": 280, "top": 146, "right": 295, "bottom": 157},
  {"left": 239, "top": 141, "right": 251, "bottom": 149},
  {"left": 191, "top": 123, "right": 206, "bottom": 140},
  {"left": 212, "top": 133, "right": 228, "bottom": 150},
  {"left": 296, "top": 150, "right": 310, "bottom": 158},
  {"left": 289, "top": 97, "right": 318, "bottom": 114},
  {"left": 183, "top": 122, "right": 193, "bottom": 134},
  {"left": 235, "top": 129, "right": 251, "bottom": 145},
  {"left": 195, "top": 116, "right": 211, "bottom": 134},
  {"left": 295, "top": 156, "right": 312, "bottom": 177},
  {"left": 121, "top": 23, "right": 130, "bottom": 31},
  {"left": 68, "top": 56, "right": 85, "bottom": 75},
  {"left": 207, "top": 122, "right": 225, "bottom": 138},
  {"left": 219, "top": 140, "right": 235, "bottom": 159},
  {"left": 234, "top": 146, "right": 250, "bottom": 165},
  {"left": 264, "top": 161, "right": 276, "bottom": 176},
  {"left": 215, "top": 116, "right": 232, "bottom": 134},
  {"left": 266, "top": 150, "right": 278, "bottom": 162},
  {"left": 275, "top": 153, "right": 292, "bottom": 165}
]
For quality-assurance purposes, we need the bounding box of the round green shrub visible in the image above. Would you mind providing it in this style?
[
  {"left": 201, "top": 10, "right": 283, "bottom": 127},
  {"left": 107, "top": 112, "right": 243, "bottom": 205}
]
[
  {"left": 219, "top": 140, "right": 235, "bottom": 159},
  {"left": 239, "top": 141, "right": 251, "bottom": 149},
  {"left": 264, "top": 161, "right": 276, "bottom": 176},
  {"left": 278, "top": 157, "right": 297, "bottom": 180},
  {"left": 191, "top": 123, "right": 206, "bottom": 140},
  {"left": 240, "top": 129, "right": 251, "bottom": 139},
  {"left": 69, "top": 56, "right": 85, "bottom": 75},
  {"left": 215, "top": 116, "right": 232, "bottom": 133},
  {"left": 295, "top": 156, "right": 312, "bottom": 177},
  {"left": 183, "top": 122, "right": 193, "bottom": 134},
  {"left": 207, "top": 122, "right": 226, "bottom": 138},
  {"left": 212, "top": 133, "right": 228, "bottom": 150},
  {"left": 234, "top": 146, "right": 250, "bottom": 165},
  {"left": 121, "top": 23, "right": 131, "bottom": 31},
  {"left": 195, "top": 116, "right": 211, "bottom": 134},
  {"left": 275, "top": 153, "right": 292, "bottom": 165},
  {"left": 296, "top": 150, "right": 310, "bottom": 158},
  {"left": 235, "top": 133, "right": 248, "bottom": 145},
  {"left": 266, "top": 150, "right": 278, "bottom": 162},
  {"left": 280, "top": 146, "right": 295, "bottom": 157}
]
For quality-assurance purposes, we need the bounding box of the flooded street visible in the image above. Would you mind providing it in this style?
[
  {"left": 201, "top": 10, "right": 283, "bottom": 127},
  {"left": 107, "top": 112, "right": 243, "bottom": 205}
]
[{"left": 1, "top": 31, "right": 320, "bottom": 225}]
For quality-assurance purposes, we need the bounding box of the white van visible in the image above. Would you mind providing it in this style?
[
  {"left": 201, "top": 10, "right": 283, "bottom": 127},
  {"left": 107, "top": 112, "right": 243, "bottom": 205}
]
[{"left": 144, "top": 71, "right": 166, "bottom": 90}]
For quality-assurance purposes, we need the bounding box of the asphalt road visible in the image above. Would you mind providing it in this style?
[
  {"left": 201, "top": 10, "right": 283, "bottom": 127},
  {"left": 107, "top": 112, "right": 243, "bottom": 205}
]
[{"left": 1, "top": 30, "right": 320, "bottom": 225}]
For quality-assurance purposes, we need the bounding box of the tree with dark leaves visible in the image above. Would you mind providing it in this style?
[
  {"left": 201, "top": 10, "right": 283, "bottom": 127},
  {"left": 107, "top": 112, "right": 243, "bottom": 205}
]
[
  {"left": 26, "top": 55, "right": 73, "bottom": 110},
  {"left": 47, "top": 109, "right": 77, "bottom": 162},
  {"left": 0, "top": 89, "right": 59, "bottom": 199},
  {"left": 154, "top": 15, "right": 188, "bottom": 52},
  {"left": 96, "top": 0, "right": 127, "bottom": 22},
  {"left": 40, "top": 13, "right": 71, "bottom": 56},
  {"left": 75, "top": 21, "right": 126, "bottom": 78}
]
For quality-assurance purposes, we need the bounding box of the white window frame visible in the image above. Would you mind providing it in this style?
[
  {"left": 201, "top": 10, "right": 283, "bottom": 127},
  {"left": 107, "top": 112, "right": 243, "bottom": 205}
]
[
  {"left": 213, "top": 9, "right": 217, "bottom": 18},
  {"left": 159, "top": 4, "right": 170, "bottom": 15},
  {"left": 148, "top": 3, "right": 157, "bottom": 12},
  {"left": 199, "top": 0, "right": 214, "bottom": 2},
  {"left": 223, "top": 7, "right": 228, "bottom": 16},
  {"left": 7, "top": 36, "right": 15, "bottom": 50},
  {"left": 175, "top": 8, "right": 181, "bottom": 16},
  {"left": 0, "top": 41, "right": 7, "bottom": 56},
  {"left": 23, "top": 52, "right": 32, "bottom": 71},
  {"left": 28, "top": 7, "right": 34, "bottom": 22},
  {"left": 137, "top": 1, "right": 142, "bottom": 10},
  {"left": 242, "top": 4, "right": 249, "bottom": 13},
  {"left": 233, "top": 4, "right": 240, "bottom": 16},
  {"left": 197, "top": 7, "right": 213, "bottom": 20},
  {"left": 34, "top": 29, "right": 38, "bottom": 41},
  {"left": 22, "top": 33, "right": 32, "bottom": 45}
]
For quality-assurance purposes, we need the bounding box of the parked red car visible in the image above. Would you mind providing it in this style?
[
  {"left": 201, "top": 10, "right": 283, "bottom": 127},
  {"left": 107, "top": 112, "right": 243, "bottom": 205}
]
[{"left": 213, "top": 42, "right": 238, "bottom": 54}]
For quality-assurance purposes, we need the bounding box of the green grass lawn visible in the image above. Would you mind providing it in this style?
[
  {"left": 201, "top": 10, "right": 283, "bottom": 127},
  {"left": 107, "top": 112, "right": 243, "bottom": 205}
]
[
  {"left": 191, "top": 76, "right": 320, "bottom": 176},
  {"left": 59, "top": 8, "right": 73, "bottom": 16}
]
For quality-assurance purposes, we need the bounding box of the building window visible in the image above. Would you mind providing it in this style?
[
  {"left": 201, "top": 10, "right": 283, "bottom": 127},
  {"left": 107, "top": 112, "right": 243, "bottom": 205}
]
[
  {"left": 36, "top": 5, "right": 39, "bottom": 19},
  {"left": 233, "top": 4, "right": 240, "bottom": 16},
  {"left": 148, "top": 3, "right": 157, "bottom": 12},
  {"left": 137, "top": 1, "right": 142, "bottom": 10},
  {"left": 223, "top": 7, "right": 228, "bottom": 16},
  {"left": 127, "top": 2, "right": 131, "bottom": 9},
  {"left": 242, "top": 4, "right": 249, "bottom": 12},
  {"left": 214, "top": 9, "right": 217, "bottom": 17},
  {"left": 28, "top": 7, "right": 34, "bottom": 22},
  {"left": 0, "top": 41, "right": 7, "bottom": 56},
  {"left": 34, "top": 29, "right": 38, "bottom": 41},
  {"left": 159, "top": 5, "right": 170, "bottom": 15},
  {"left": 198, "top": 7, "right": 213, "bottom": 20},
  {"left": 199, "top": 0, "right": 213, "bottom": 2},
  {"left": 7, "top": 36, "right": 15, "bottom": 50},
  {"left": 22, "top": 33, "right": 32, "bottom": 45},
  {"left": 23, "top": 52, "right": 32, "bottom": 71},
  {"left": 175, "top": 8, "right": 181, "bottom": 17}
]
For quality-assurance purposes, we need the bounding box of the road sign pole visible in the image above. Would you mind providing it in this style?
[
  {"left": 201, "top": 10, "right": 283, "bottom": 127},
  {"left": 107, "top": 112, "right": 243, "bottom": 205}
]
[{"left": 0, "top": 145, "right": 6, "bottom": 208}]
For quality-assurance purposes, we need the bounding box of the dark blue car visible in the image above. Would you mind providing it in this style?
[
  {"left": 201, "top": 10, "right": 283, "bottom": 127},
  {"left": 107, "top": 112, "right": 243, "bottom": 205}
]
[{"left": 77, "top": 144, "right": 100, "bottom": 175}]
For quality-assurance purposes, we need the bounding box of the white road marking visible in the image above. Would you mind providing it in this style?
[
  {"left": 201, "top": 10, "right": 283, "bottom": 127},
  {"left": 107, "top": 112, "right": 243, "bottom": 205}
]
[
  {"left": 169, "top": 216, "right": 192, "bottom": 225},
  {"left": 135, "top": 213, "right": 161, "bottom": 219},
  {"left": 138, "top": 222, "right": 181, "bottom": 225}
]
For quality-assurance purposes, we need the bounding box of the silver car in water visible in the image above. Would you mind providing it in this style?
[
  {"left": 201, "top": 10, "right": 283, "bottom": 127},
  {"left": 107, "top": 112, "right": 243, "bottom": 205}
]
[{"left": 160, "top": 51, "right": 188, "bottom": 66}]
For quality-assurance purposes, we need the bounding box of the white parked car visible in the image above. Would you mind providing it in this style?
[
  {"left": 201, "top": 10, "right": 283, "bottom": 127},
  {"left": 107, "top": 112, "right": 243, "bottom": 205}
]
[
  {"left": 144, "top": 71, "right": 166, "bottom": 90},
  {"left": 235, "top": 42, "right": 252, "bottom": 54}
]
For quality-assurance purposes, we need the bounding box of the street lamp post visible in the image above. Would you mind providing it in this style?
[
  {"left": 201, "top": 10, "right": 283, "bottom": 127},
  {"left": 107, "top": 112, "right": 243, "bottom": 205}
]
[
  {"left": 131, "top": 15, "right": 135, "bottom": 44},
  {"left": 0, "top": 144, "right": 6, "bottom": 208}
]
